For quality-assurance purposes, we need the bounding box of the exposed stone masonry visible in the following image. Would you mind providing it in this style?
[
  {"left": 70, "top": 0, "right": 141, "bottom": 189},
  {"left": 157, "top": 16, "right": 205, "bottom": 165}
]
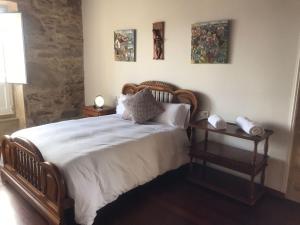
[{"left": 13, "top": 0, "right": 84, "bottom": 126}]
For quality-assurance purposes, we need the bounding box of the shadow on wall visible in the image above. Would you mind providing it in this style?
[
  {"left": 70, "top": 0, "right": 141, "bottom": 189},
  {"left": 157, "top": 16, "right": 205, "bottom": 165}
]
[
  {"left": 193, "top": 91, "right": 212, "bottom": 118},
  {"left": 0, "top": 118, "right": 19, "bottom": 136},
  {"left": 266, "top": 157, "right": 287, "bottom": 192},
  {"left": 228, "top": 19, "right": 235, "bottom": 64},
  {"left": 263, "top": 121, "right": 292, "bottom": 191},
  {"left": 287, "top": 119, "right": 300, "bottom": 202},
  {"left": 287, "top": 165, "right": 300, "bottom": 202}
]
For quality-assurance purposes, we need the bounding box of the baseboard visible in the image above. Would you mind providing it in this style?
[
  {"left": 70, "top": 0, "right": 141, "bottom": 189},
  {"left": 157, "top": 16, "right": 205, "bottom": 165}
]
[{"left": 265, "top": 186, "right": 285, "bottom": 199}]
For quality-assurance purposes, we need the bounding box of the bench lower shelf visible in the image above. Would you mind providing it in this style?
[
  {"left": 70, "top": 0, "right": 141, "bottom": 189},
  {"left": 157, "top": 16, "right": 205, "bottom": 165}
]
[{"left": 187, "top": 164, "right": 265, "bottom": 205}]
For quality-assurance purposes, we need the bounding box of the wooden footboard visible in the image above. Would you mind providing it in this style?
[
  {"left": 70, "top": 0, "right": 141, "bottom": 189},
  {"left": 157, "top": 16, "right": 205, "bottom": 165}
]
[{"left": 0, "top": 135, "right": 73, "bottom": 225}]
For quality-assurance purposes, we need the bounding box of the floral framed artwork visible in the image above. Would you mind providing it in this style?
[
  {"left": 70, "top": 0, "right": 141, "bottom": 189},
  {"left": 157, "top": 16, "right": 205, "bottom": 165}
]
[
  {"left": 191, "top": 20, "right": 230, "bottom": 64},
  {"left": 114, "top": 29, "right": 136, "bottom": 62}
]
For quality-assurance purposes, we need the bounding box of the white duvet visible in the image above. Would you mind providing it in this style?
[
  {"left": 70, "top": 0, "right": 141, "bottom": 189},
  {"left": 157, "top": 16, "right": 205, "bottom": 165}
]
[{"left": 12, "top": 114, "right": 189, "bottom": 225}]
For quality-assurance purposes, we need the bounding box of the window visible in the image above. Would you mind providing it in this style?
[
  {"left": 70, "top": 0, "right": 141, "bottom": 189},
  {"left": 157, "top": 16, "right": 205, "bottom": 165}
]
[
  {"left": 0, "top": 83, "right": 13, "bottom": 115},
  {"left": 0, "top": 12, "right": 26, "bottom": 116}
]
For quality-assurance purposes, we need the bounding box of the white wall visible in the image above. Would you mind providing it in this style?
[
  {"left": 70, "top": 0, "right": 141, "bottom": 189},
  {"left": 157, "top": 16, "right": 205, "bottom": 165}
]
[{"left": 82, "top": 0, "right": 300, "bottom": 192}]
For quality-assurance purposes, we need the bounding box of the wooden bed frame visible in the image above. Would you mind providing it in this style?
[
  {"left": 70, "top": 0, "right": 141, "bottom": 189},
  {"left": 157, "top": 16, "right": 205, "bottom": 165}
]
[{"left": 0, "top": 81, "right": 198, "bottom": 225}]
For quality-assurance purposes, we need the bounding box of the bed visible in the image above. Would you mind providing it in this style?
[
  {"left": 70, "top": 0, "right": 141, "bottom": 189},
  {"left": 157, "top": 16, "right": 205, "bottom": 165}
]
[{"left": 0, "top": 81, "right": 198, "bottom": 225}]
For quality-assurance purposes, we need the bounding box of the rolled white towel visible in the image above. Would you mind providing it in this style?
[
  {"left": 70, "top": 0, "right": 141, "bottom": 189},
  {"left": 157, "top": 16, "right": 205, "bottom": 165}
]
[
  {"left": 236, "top": 116, "right": 265, "bottom": 136},
  {"left": 208, "top": 114, "right": 227, "bottom": 129}
]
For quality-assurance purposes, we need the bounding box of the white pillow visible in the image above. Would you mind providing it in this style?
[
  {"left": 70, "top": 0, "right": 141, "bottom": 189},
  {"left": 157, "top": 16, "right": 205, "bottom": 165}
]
[
  {"left": 116, "top": 94, "right": 134, "bottom": 120},
  {"left": 116, "top": 94, "right": 130, "bottom": 115},
  {"left": 153, "top": 103, "right": 191, "bottom": 129}
]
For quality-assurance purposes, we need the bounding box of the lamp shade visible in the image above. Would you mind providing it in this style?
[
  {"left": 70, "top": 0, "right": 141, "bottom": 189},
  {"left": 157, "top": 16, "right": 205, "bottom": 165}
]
[
  {"left": 94, "top": 95, "right": 105, "bottom": 108},
  {"left": 0, "top": 13, "right": 27, "bottom": 84}
]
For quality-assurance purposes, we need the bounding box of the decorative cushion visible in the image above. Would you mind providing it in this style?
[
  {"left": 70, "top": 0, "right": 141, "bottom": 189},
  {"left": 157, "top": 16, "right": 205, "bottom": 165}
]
[{"left": 123, "top": 88, "right": 164, "bottom": 123}]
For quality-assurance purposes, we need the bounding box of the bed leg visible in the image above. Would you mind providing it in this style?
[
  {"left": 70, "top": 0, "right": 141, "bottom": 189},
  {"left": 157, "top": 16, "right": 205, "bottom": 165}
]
[
  {"left": 47, "top": 216, "right": 66, "bottom": 225},
  {"left": 47, "top": 220, "right": 61, "bottom": 225},
  {"left": 48, "top": 221, "right": 56, "bottom": 225},
  {"left": 0, "top": 170, "right": 8, "bottom": 185}
]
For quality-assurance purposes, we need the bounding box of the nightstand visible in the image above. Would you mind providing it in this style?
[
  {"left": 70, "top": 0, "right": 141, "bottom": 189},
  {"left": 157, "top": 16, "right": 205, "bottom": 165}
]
[{"left": 82, "top": 106, "right": 116, "bottom": 117}]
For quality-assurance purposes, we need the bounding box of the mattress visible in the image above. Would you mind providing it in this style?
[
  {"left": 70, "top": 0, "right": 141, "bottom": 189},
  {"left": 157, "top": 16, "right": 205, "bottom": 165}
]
[{"left": 12, "top": 114, "right": 190, "bottom": 225}]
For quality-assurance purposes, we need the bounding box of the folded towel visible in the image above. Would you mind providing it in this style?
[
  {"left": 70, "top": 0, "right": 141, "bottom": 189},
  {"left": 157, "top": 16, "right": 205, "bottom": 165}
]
[
  {"left": 236, "top": 116, "right": 265, "bottom": 136},
  {"left": 208, "top": 114, "right": 227, "bottom": 129}
]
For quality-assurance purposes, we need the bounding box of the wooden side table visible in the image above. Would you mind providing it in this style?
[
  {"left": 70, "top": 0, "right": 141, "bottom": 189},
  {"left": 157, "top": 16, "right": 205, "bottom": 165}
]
[
  {"left": 82, "top": 106, "right": 116, "bottom": 117},
  {"left": 188, "top": 119, "right": 273, "bottom": 205}
]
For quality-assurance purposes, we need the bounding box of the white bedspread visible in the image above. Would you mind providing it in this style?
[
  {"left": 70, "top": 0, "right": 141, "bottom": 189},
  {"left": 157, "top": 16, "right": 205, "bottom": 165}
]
[{"left": 12, "top": 114, "right": 189, "bottom": 225}]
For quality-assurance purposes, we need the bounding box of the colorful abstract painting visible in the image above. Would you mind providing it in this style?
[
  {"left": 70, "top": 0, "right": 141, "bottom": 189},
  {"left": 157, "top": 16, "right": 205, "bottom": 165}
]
[
  {"left": 114, "top": 29, "right": 136, "bottom": 62},
  {"left": 191, "top": 20, "right": 229, "bottom": 64}
]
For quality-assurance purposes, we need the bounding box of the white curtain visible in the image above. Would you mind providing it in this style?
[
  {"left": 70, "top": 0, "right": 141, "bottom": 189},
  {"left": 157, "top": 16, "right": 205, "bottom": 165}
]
[
  {"left": 0, "top": 83, "right": 13, "bottom": 115},
  {"left": 0, "top": 12, "right": 26, "bottom": 115},
  {"left": 0, "top": 12, "right": 26, "bottom": 84},
  {"left": 0, "top": 39, "right": 13, "bottom": 115}
]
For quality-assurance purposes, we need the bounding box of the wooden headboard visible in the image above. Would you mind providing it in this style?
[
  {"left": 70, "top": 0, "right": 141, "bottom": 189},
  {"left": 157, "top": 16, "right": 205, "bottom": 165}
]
[{"left": 122, "top": 81, "right": 198, "bottom": 120}]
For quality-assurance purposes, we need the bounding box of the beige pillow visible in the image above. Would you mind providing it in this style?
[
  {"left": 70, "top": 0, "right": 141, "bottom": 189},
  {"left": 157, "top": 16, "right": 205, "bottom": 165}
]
[{"left": 123, "top": 88, "right": 164, "bottom": 123}]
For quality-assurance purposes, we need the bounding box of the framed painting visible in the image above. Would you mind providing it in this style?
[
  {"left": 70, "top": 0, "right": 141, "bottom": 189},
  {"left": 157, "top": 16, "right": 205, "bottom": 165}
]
[
  {"left": 114, "top": 29, "right": 136, "bottom": 62},
  {"left": 191, "top": 20, "right": 229, "bottom": 64}
]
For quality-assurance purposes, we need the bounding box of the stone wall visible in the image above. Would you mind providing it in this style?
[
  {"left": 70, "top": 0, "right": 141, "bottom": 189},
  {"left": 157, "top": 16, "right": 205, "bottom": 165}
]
[{"left": 14, "top": 0, "right": 84, "bottom": 126}]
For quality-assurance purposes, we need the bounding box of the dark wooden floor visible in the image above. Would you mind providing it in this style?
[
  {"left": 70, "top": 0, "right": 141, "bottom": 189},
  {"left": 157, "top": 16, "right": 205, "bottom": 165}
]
[{"left": 1, "top": 169, "right": 300, "bottom": 225}]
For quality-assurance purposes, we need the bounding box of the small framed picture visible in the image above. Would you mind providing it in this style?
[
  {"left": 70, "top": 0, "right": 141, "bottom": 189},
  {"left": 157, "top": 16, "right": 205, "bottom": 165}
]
[{"left": 114, "top": 29, "right": 136, "bottom": 62}]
